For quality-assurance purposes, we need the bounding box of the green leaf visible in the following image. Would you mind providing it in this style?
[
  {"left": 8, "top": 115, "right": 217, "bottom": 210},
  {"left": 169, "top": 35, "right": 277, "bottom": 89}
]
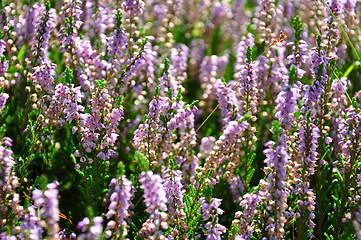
[
  {"left": 117, "top": 160, "right": 126, "bottom": 176},
  {"left": 324, "top": 232, "right": 334, "bottom": 240},
  {"left": 343, "top": 62, "right": 355, "bottom": 77},
  {"left": 184, "top": 193, "right": 191, "bottom": 208},
  {"left": 246, "top": 46, "right": 253, "bottom": 64},
  {"left": 76, "top": 169, "right": 84, "bottom": 177},
  {"left": 86, "top": 206, "right": 94, "bottom": 219},
  {"left": 7, "top": 65, "right": 15, "bottom": 74},
  {"left": 115, "top": 10, "right": 123, "bottom": 28},
  {"left": 247, "top": 168, "right": 255, "bottom": 184},
  {"left": 95, "top": 79, "right": 106, "bottom": 90},
  {"left": 154, "top": 85, "right": 160, "bottom": 97},
  {"left": 134, "top": 151, "right": 149, "bottom": 171},
  {"left": 35, "top": 174, "right": 49, "bottom": 190},
  {"left": 78, "top": 184, "right": 87, "bottom": 199},
  {"left": 331, "top": 194, "right": 340, "bottom": 205},
  {"left": 248, "top": 152, "right": 256, "bottom": 166},
  {"left": 190, "top": 100, "right": 199, "bottom": 108},
  {"left": 333, "top": 158, "right": 344, "bottom": 182},
  {"left": 17, "top": 45, "right": 26, "bottom": 60},
  {"left": 164, "top": 58, "right": 170, "bottom": 75},
  {"left": 321, "top": 145, "right": 331, "bottom": 160},
  {"left": 70, "top": 153, "right": 77, "bottom": 164},
  {"left": 63, "top": 67, "right": 73, "bottom": 83}
]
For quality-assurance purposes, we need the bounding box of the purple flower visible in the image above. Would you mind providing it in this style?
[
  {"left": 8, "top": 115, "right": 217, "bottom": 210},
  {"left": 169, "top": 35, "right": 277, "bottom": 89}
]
[
  {"left": 216, "top": 81, "right": 241, "bottom": 123},
  {"left": 224, "top": 121, "right": 241, "bottom": 140},
  {"left": 138, "top": 171, "right": 168, "bottom": 238},
  {"left": 234, "top": 33, "right": 255, "bottom": 74},
  {"left": 210, "top": 1, "right": 232, "bottom": 26},
  {"left": 217, "top": 54, "right": 229, "bottom": 76},
  {"left": 134, "top": 91, "right": 197, "bottom": 166},
  {"left": 31, "top": 5, "right": 57, "bottom": 61},
  {"left": 200, "top": 136, "right": 216, "bottom": 155},
  {"left": 0, "top": 137, "right": 23, "bottom": 236},
  {"left": 64, "top": 86, "right": 123, "bottom": 164},
  {"left": 0, "top": 58, "right": 8, "bottom": 77},
  {"left": 331, "top": 77, "right": 348, "bottom": 99},
  {"left": 170, "top": 44, "right": 189, "bottom": 79},
  {"left": 23, "top": 3, "right": 44, "bottom": 43},
  {"left": 140, "top": 171, "right": 167, "bottom": 214},
  {"left": 327, "top": 0, "right": 343, "bottom": 20},
  {"left": 310, "top": 47, "right": 329, "bottom": 81},
  {"left": 0, "top": 39, "right": 6, "bottom": 56},
  {"left": 59, "top": 229, "right": 76, "bottom": 239},
  {"left": 0, "top": 93, "right": 9, "bottom": 113},
  {"left": 263, "top": 136, "right": 290, "bottom": 239},
  {"left": 204, "top": 118, "right": 249, "bottom": 184},
  {"left": 302, "top": 45, "right": 330, "bottom": 119},
  {"left": 205, "top": 221, "right": 227, "bottom": 240},
  {"left": 138, "top": 40, "right": 158, "bottom": 95},
  {"left": 256, "top": 0, "right": 277, "bottom": 45},
  {"left": 42, "top": 182, "right": 60, "bottom": 237},
  {"left": 77, "top": 216, "right": 103, "bottom": 240},
  {"left": 233, "top": 190, "right": 263, "bottom": 238},
  {"left": 59, "top": 0, "right": 83, "bottom": 47},
  {"left": 159, "top": 73, "right": 178, "bottom": 98},
  {"left": 294, "top": 117, "right": 320, "bottom": 234},
  {"left": 163, "top": 169, "right": 186, "bottom": 222},
  {"left": 237, "top": 61, "right": 258, "bottom": 115},
  {"left": 106, "top": 25, "right": 128, "bottom": 77},
  {"left": 199, "top": 197, "right": 226, "bottom": 239},
  {"left": 257, "top": 43, "right": 289, "bottom": 102},
  {"left": 298, "top": 122, "right": 320, "bottom": 173},
  {"left": 275, "top": 82, "right": 301, "bottom": 130},
  {"left": 61, "top": 85, "right": 84, "bottom": 123},
  {"left": 0, "top": 39, "right": 9, "bottom": 77},
  {"left": 77, "top": 217, "right": 90, "bottom": 232},
  {"left": 19, "top": 206, "right": 43, "bottom": 239},
  {"left": 229, "top": 175, "right": 244, "bottom": 202},
  {"left": 168, "top": 44, "right": 190, "bottom": 93},
  {"left": 19, "top": 181, "right": 60, "bottom": 239},
  {"left": 337, "top": 107, "right": 361, "bottom": 179},
  {"left": 121, "top": 0, "right": 145, "bottom": 15},
  {"left": 32, "top": 60, "right": 57, "bottom": 91},
  {"left": 105, "top": 176, "right": 135, "bottom": 238},
  {"left": 200, "top": 55, "right": 222, "bottom": 108},
  {"left": 287, "top": 39, "right": 308, "bottom": 78}
]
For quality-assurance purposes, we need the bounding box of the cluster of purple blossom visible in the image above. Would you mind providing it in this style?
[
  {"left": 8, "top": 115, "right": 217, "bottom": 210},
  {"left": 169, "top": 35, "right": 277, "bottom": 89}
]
[{"left": 0, "top": 0, "right": 361, "bottom": 239}]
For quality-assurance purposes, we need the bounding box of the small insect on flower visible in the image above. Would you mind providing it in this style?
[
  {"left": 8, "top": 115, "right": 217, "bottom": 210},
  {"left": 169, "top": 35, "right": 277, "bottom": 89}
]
[
  {"left": 272, "top": 31, "right": 287, "bottom": 46},
  {"left": 280, "top": 31, "right": 287, "bottom": 42}
]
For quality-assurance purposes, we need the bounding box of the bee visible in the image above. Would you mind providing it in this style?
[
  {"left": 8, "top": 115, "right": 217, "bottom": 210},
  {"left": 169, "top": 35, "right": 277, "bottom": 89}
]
[
  {"left": 280, "top": 31, "right": 287, "bottom": 42},
  {"left": 272, "top": 31, "right": 287, "bottom": 46}
]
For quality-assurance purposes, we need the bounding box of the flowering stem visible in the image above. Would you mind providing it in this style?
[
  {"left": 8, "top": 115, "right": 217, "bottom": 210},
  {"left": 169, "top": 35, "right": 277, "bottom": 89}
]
[
  {"left": 336, "top": 131, "right": 360, "bottom": 237},
  {"left": 321, "top": 0, "right": 361, "bottom": 62},
  {"left": 74, "top": 119, "right": 91, "bottom": 205},
  {"left": 19, "top": 86, "right": 33, "bottom": 142},
  {"left": 244, "top": 132, "right": 250, "bottom": 190},
  {"left": 115, "top": 49, "right": 144, "bottom": 92},
  {"left": 185, "top": 176, "right": 204, "bottom": 237},
  {"left": 21, "top": 89, "right": 44, "bottom": 179},
  {"left": 93, "top": 108, "right": 106, "bottom": 196},
  {"left": 194, "top": 36, "right": 282, "bottom": 136}
]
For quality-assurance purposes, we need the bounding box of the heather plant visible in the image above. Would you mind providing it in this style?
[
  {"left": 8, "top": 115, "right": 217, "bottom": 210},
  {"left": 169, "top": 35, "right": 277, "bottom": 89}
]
[{"left": 1, "top": 0, "right": 361, "bottom": 239}]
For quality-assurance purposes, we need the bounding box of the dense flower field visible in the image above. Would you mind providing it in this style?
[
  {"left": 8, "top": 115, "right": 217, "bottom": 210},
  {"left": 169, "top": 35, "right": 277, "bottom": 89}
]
[{"left": 1, "top": 0, "right": 361, "bottom": 239}]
